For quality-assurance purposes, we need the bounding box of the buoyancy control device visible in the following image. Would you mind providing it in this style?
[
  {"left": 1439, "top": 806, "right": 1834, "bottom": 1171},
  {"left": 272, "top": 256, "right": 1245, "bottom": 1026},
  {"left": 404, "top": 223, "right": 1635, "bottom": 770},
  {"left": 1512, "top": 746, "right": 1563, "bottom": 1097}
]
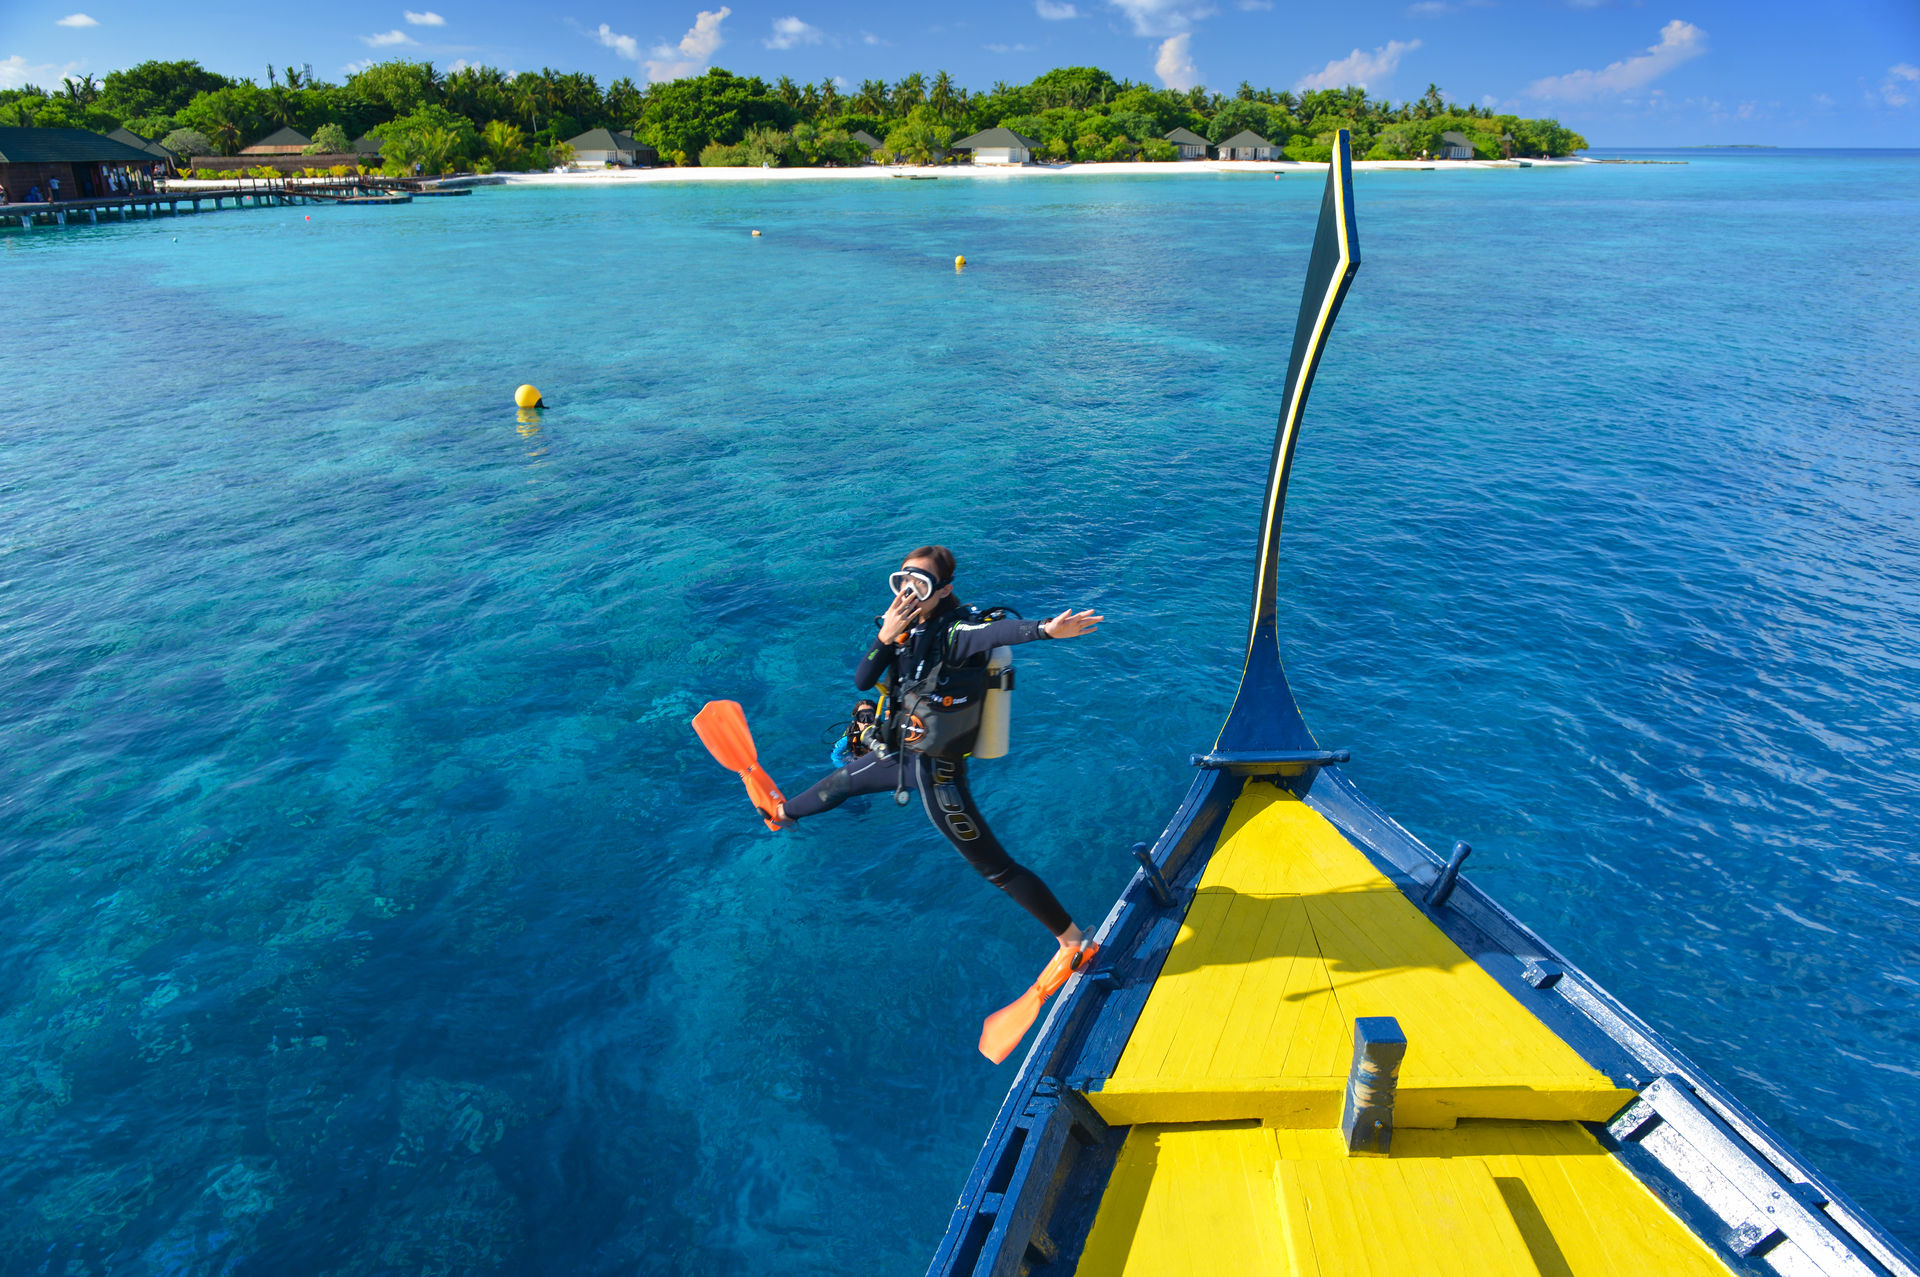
[{"left": 884, "top": 606, "right": 1017, "bottom": 760}]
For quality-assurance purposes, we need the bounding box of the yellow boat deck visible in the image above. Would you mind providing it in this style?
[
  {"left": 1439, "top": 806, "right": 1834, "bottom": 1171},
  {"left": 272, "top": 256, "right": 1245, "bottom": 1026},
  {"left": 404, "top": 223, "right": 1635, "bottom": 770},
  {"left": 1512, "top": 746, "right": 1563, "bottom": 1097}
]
[
  {"left": 1077, "top": 1121, "right": 1732, "bottom": 1276},
  {"left": 1087, "top": 784, "right": 1634, "bottom": 1128},
  {"left": 1074, "top": 783, "right": 1728, "bottom": 1276}
]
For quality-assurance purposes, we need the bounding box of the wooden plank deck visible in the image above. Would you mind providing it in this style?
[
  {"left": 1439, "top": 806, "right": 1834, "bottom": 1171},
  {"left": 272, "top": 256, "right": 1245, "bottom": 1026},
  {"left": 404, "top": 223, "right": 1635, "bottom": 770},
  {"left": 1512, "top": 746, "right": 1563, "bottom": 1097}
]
[
  {"left": 1075, "top": 1121, "right": 1735, "bottom": 1277},
  {"left": 1086, "top": 783, "right": 1635, "bottom": 1127}
]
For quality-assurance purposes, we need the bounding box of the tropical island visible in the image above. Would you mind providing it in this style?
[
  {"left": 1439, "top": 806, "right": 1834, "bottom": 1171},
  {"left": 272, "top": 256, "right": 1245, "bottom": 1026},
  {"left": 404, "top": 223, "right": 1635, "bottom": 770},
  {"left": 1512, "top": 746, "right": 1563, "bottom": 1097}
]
[{"left": 0, "top": 60, "right": 1586, "bottom": 178}]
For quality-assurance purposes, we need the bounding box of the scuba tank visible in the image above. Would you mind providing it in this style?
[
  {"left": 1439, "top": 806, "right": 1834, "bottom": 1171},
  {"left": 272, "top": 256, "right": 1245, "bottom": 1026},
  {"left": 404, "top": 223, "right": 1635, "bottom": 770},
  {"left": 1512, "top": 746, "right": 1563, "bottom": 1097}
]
[{"left": 973, "top": 646, "right": 1014, "bottom": 760}]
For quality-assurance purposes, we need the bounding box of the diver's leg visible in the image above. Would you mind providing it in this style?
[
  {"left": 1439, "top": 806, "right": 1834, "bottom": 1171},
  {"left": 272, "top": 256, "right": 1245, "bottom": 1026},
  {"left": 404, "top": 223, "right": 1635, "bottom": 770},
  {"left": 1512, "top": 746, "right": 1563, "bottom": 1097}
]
[
  {"left": 782, "top": 750, "right": 906, "bottom": 821},
  {"left": 913, "top": 755, "right": 1080, "bottom": 942}
]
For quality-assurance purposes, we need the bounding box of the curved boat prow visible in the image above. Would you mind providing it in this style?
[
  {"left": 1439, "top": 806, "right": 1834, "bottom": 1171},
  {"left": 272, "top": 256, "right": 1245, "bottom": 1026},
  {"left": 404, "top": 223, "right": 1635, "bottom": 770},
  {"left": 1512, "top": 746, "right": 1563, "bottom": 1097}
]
[{"left": 1217, "top": 129, "right": 1360, "bottom": 760}]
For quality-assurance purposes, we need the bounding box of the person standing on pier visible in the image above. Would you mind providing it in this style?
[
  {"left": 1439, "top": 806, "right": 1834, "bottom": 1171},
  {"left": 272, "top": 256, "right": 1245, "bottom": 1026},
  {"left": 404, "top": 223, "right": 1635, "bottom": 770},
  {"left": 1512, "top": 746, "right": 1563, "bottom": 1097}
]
[{"left": 48, "top": 175, "right": 60, "bottom": 203}]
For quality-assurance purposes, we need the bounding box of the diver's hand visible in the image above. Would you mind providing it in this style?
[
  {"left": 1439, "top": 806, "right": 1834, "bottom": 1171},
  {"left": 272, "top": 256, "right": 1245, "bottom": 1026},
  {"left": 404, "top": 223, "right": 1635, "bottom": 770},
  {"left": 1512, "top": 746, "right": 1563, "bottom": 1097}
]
[
  {"left": 878, "top": 592, "right": 916, "bottom": 645},
  {"left": 1042, "top": 609, "right": 1103, "bottom": 639}
]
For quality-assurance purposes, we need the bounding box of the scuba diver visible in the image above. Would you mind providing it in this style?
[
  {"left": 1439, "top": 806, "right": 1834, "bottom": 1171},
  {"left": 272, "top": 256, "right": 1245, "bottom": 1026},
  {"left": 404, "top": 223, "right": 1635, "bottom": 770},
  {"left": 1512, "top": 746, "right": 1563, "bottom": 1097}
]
[
  {"left": 697, "top": 545, "right": 1103, "bottom": 952},
  {"left": 829, "top": 699, "right": 879, "bottom": 768},
  {"left": 691, "top": 545, "right": 1106, "bottom": 1061}
]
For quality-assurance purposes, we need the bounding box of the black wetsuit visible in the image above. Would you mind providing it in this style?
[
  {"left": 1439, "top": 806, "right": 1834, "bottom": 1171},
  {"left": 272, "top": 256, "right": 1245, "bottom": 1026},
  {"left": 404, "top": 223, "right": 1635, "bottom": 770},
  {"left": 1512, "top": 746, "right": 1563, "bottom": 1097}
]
[{"left": 783, "top": 599, "right": 1073, "bottom": 936}]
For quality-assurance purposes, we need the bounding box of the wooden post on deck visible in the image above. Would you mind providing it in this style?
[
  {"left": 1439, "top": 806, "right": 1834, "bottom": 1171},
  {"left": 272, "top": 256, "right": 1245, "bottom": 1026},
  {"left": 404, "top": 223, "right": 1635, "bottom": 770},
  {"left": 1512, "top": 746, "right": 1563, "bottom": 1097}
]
[{"left": 1341, "top": 1017, "right": 1407, "bottom": 1156}]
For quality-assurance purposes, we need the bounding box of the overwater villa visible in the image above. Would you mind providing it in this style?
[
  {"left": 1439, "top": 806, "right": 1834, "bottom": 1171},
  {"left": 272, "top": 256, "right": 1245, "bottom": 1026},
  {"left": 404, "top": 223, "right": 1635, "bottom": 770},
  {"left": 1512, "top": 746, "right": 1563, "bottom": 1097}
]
[
  {"left": 241, "top": 126, "right": 312, "bottom": 156},
  {"left": 1165, "top": 127, "right": 1210, "bottom": 160},
  {"left": 0, "top": 126, "right": 169, "bottom": 202},
  {"left": 562, "top": 128, "right": 658, "bottom": 167},
  {"left": 952, "top": 126, "right": 1042, "bottom": 165},
  {"left": 1218, "top": 128, "right": 1276, "bottom": 161}
]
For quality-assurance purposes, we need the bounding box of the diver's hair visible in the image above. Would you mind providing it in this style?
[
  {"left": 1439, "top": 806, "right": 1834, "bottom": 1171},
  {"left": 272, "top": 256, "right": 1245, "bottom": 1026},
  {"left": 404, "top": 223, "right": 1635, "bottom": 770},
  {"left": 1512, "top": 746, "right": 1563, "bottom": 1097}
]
[{"left": 906, "top": 545, "right": 956, "bottom": 584}]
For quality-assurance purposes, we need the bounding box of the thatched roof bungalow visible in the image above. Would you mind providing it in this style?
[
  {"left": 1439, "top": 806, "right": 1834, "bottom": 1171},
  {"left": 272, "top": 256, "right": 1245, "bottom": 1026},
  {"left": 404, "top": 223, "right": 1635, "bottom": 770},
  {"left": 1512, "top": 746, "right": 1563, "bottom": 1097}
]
[
  {"left": 1165, "top": 127, "right": 1209, "bottom": 160},
  {"left": 1218, "top": 129, "right": 1275, "bottom": 161},
  {"left": 241, "top": 126, "right": 312, "bottom": 156}
]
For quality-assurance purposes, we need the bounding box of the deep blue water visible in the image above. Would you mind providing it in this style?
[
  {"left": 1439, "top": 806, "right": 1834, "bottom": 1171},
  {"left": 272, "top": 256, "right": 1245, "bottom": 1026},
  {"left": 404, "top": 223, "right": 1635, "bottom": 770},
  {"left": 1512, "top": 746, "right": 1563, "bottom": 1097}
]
[{"left": 2, "top": 152, "right": 1917, "bottom": 1274}]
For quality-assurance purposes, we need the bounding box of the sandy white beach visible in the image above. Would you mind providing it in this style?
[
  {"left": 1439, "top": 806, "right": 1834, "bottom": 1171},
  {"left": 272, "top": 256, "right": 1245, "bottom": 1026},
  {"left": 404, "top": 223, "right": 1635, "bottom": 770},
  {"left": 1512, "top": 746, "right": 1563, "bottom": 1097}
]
[{"left": 493, "top": 156, "right": 1591, "bottom": 187}]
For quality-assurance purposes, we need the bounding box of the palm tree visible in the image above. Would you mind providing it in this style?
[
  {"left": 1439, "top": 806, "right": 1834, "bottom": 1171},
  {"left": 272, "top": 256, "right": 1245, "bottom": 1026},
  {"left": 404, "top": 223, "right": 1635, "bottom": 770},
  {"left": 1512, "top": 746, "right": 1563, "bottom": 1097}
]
[
  {"left": 817, "top": 78, "right": 842, "bottom": 116},
  {"left": 212, "top": 113, "right": 243, "bottom": 156},
  {"left": 894, "top": 72, "right": 925, "bottom": 112},
  {"left": 929, "top": 70, "right": 956, "bottom": 120},
  {"left": 855, "top": 78, "right": 888, "bottom": 116},
  {"left": 775, "top": 75, "right": 801, "bottom": 108},
  {"left": 481, "top": 119, "right": 527, "bottom": 170},
  {"left": 606, "top": 76, "right": 643, "bottom": 127},
  {"left": 63, "top": 72, "right": 100, "bottom": 106}
]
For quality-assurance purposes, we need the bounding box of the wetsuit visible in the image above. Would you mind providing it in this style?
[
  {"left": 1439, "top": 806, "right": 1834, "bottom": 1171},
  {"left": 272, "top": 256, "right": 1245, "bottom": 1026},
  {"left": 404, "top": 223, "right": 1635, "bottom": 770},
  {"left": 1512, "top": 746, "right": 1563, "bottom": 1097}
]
[{"left": 783, "top": 599, "right": 1073, "bottom": 936}]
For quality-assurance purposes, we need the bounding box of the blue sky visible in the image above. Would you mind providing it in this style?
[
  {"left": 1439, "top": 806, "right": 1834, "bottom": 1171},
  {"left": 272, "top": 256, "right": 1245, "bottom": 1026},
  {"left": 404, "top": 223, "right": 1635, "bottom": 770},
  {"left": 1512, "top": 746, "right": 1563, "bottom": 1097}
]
[{"left": 4, "top": 0, "right": 1916, "bottom": 145}]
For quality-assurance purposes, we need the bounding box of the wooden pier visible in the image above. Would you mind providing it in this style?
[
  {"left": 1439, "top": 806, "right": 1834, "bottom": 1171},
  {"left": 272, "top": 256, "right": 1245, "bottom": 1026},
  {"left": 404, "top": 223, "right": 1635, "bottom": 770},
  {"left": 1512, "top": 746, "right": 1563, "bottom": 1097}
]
[{"left": 0, "top": 175, "right": 484, "bottom": 231}]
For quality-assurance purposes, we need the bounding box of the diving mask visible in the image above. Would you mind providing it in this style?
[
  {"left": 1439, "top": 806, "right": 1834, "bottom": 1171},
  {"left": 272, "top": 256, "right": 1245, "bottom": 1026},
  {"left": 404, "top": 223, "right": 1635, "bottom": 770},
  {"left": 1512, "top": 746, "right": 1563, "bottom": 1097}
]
[{"left": 889, "top": 567, "right": 941, "bottom": 602}]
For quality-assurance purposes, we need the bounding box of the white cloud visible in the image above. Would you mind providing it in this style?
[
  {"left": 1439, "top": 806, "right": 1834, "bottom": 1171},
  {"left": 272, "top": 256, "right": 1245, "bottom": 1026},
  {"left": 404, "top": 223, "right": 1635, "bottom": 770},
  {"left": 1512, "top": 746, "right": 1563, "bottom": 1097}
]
[
  {"left": 1235, "top": 0, "right": 1272, "bottom": 9},
  {"left": 986, "top": 43, "right": 1037, "bottom": 53},
  {"left": 1880, "top": 63, "right": 1918, "bottom": 108},
  {"left": 861, "top": 30, "right": 885, "bottom": 45},
  {"left": 342, "top": 58, "right": 376, "bottom": 75},
  {"left": 1295, "top": 39, "right": 1419, "bottom": 92},
  {"left": 594, "top": 23, "right": 641, "bottom": 60},
  {"left": 1035, "top": 0, "right": 1079, "bottom": 16},
  {"left": 644, "top": 7, "right": 730, "bottom": 83},
  {"left": 55, "top": 13, "right": 98, "bottom": 26},
  {"left": 404, "top": 10, "right": 445, "bottom": 25},
  {"left": 1526, "top": 19, "right": 1706, "bottom": 101},
  {"left": 361, "top": 28, "right": 414, "bottom": 46},
  {"left": 0, "top": 54, "right": 70, "bottom": 87},
  {"left": 764, "top": 16, "right": 821, "bottom": 49},
  {"left": 1155, "top": 32, "right": 1200, "bottom": 90},
  {"left": 1108, "top": 0, "right": 1215, "bottom": 39},
  {"left": 1407, "top": 1, "right": 1449, "bottom": 14}
]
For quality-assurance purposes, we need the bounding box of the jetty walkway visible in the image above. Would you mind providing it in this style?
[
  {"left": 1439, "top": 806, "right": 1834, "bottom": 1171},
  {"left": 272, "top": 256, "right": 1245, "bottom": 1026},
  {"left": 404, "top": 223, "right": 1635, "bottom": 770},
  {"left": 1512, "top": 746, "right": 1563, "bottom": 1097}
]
[{"left": 0, "top": 175, "right": 491, "bottom": 231}]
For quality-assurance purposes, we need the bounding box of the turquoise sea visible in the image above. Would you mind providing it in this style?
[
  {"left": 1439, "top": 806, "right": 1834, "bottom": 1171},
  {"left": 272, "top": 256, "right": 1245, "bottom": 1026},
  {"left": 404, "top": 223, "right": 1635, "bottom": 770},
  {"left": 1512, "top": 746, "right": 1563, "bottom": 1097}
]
[{"left": 2, "top": 149, "right": 1917, "bottom": 1274}]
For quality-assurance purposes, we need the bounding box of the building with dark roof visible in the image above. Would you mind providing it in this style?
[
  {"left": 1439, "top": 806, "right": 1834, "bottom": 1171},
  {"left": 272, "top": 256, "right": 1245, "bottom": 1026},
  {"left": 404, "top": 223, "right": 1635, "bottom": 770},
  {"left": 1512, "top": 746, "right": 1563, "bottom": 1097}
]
[
  {"left": 1438, "top": 130, "right": 1475, "bottom": 160},
  {"left": 563, "top": 128, "right": 659, "bottom": 167},
  {"left": 241, "top": 126, "right": 312, "bottom": 156},
  {"left": 951, "top": 126, "right": 1041, "bottom": 165},
  {"left": 1217, "top": 129, "right": 1276, "bottom": 161},
  {"left": 352, "top": 134, "right": 385, "bottom": 158},
  {"left": 107, "top": 126, "right": 178, "bottom": 171},
  {"left": 851, "top": 129, "right": 884, "bottom": 156},
  {"left": 0, "top": 127, "right": 166, "bottom": 203},
  {"left": 1165, "top": 127, "right": 1210, "bottom": 160}
]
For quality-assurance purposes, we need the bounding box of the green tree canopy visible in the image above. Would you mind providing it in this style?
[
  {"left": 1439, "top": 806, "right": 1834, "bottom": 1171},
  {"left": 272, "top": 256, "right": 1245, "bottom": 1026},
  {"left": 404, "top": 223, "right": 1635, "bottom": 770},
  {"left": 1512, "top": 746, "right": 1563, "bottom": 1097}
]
[
  {"left": 346, "top": 61, "right": 442, "bottom": 118},
  {"left": 1027, "top": 66, "right": 1118, "bottom": 110},
  {"left": 160, "top": 127, "right": 214, "bottom": 157},
  {"left": 304, "top": 122, "right": 350, "bottom": 153},
  {"left": 633, "top": 68, "right": 793, "bottom": 159},
  {"left": 99, "top": 60, "right": 234, "bottom": 120}
]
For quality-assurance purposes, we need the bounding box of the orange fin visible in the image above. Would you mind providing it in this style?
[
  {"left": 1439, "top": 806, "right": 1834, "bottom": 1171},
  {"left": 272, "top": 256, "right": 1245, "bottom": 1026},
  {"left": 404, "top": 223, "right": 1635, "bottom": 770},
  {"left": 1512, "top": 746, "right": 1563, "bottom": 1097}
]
[
  {"left": 693, "top": 701, "right": 787, "bottom": 831},
  {"left": 979, "top": 943, "right": 1100, "bottom": 1065}
]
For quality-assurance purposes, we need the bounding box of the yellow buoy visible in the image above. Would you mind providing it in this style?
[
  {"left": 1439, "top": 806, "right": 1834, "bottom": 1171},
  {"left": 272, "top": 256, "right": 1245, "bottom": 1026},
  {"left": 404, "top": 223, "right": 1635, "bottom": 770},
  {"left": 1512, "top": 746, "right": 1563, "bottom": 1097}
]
[
  {"left": 751, "top": 229, "right": 762, "bottom": 237},
  {"left": 955, "top": 254, "right": 966, "bottom": 270},
  {"left": 514, "top": 384, "right": 544, "bottom": 410}
]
